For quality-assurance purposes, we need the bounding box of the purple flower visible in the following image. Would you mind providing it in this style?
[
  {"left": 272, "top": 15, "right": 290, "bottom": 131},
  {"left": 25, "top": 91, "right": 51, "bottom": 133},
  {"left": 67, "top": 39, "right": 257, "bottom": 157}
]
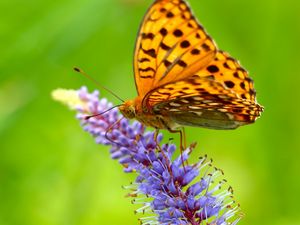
[{"left": 52, "top": 86, "right": 242, "bottom": 225}]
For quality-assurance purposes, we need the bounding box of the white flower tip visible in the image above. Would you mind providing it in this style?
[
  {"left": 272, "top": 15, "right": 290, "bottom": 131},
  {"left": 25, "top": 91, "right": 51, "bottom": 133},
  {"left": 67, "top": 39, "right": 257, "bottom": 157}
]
[{"left": 51, "top": 88, "right": 84, "bottom": 110}]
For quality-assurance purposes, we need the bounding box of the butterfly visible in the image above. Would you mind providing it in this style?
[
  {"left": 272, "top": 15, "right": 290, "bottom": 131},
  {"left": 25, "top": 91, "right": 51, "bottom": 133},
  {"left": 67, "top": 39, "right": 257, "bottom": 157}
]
[{"left": 119, "top": 0, "right": 263, "bottom": 134}]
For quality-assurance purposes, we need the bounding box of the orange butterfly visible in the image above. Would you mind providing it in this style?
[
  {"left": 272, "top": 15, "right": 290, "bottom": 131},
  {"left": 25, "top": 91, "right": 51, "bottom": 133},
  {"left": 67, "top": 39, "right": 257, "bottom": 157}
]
[{"left": 119, "top": 0, "right": 263, "bottom": 134}]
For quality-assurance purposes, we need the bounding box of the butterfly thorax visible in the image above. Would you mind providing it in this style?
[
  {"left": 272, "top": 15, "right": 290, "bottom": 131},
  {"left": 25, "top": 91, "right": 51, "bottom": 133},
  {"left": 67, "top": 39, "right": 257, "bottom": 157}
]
[{"left": 119, "top": 98, "right": 177, "bottom": 130}]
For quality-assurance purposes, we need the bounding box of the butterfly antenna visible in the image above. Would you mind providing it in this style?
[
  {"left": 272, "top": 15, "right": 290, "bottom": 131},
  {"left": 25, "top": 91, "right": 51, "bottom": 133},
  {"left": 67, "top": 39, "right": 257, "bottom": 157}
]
[
  {"left": 73, "top": 67, "right": 125, "bottom": 103},
  {"left": 85, "top": 104, "right": 121, "bottom": 120}
]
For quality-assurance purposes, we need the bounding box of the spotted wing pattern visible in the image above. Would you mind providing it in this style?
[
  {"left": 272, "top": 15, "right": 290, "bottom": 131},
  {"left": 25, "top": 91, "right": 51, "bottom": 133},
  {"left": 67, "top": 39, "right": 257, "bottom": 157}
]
[
  {"left": 144, "top": 51, "right": 263, "bottom": 128},
  {"left": 134, "top": 0, "right": 217, "bottom": 96}
]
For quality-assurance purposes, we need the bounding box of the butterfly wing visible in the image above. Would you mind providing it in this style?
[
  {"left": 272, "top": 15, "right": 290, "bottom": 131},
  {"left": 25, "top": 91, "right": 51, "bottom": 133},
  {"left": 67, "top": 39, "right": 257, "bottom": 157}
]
[
  {"left": 134, "top": 0, "right": 217, "bottom": 96},
  {"left": 143, "top": 51, "right": 263, "bottom": 129}
]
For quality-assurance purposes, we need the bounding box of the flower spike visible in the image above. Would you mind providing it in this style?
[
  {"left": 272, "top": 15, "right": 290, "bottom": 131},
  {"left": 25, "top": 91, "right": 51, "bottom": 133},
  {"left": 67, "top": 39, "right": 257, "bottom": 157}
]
[{"left": 52, "top": 87, "right": 242, "bottom": 225}]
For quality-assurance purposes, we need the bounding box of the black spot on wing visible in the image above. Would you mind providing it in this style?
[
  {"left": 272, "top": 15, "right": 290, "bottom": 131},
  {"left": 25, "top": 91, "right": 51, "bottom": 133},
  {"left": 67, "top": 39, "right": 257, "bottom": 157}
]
[
  {"left": 177, "top": 60, "right": 187, "bottom": 67},
  {"left": 164, "top": 60, "right": 172, "bottom": 67},
  {"left": 139, "top": 58, "right": 150, "bottom": 63},
  {"left": 166, "top": 12, "right": 174, "bottom": 18},
  {"left": 223, "top": 62, "right": 230, "bottom": 69},
  {"left": 160, "top": 42, "right": 171, "bottom": 51},
  {"left": 249, "top": 89, "right": 256, "bottom": 96},
  {"left": 224, "top": 81, "right": 235, "bottom": 88},
  {"left": 142, "top": 48, "right": 157, "bottom": 58},
  {"left": 240, "top": 82, "right": 246, "bottom": 90},
  {"left": 173, "top": 29, "right": 183, "bottom": 37},
  {"left": 191, "top": 49, "right": 200, "bottom": 55},
  {"left": 139, "top": 67, "right": 156, "bottom": 73},
  {"left": 142, "top": 32, "right": 155, "bottom": 40},
  {"left": 160, "top": 8, "right": 167, "bottom": 13},
  {"left": 241, "top": 94, "right": 247, "bottom": 99},
  {"left": 201, "top": 43, "right": 210, "bottom": 51},
  {"left": 233, "top": 72, "right": 240, "bottom": 78},
  {"left": 180, "top": 40, "right": 190, "bottom": 48},
  {"left": 207, "top": 65, "right": 219, "bottom": 73},
  {"left": 187, "top": 22, "right": 194, "bottom": 28},
  {"left": 140, "top": 75, "right": 153, "bottom": 79},
  {"left": 160, "top": 28, "right": 168, "bottom": 36},
  {"left": 245, "top": 77, "right": 253, "bottom": 83}
]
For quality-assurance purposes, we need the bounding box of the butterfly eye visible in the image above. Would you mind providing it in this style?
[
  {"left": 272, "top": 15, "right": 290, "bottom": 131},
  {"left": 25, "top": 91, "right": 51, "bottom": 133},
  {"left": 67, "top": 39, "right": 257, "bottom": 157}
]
[
  {"left": 119, "top": 103, "right": 136, "bottom": 119},
  {"left": 127, "top": 107, "right": 136, "bottom": 119}
]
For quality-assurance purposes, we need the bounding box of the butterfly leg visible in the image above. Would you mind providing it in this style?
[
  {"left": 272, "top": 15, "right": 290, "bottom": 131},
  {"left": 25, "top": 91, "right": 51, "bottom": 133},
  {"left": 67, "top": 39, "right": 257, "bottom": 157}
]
[
  {"left": 157, "top": 117, "right": 187, "bottom": 168},
  {"left": 182, "top": 127, "right": 186, "bottom": 150},
  {"left": 167, "top": 128, "right": 188, "bottom": 169},
  {"left": 167, "top": 128, "right": 184, "bottom": 151},
  {"left": 154, "top": 129, "right": 173, "bottom": 174}
]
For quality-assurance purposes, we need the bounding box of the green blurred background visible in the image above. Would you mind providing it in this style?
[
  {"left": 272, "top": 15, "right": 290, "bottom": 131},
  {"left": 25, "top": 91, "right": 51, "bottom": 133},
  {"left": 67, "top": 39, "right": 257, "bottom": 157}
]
[{"left": 1, "top": 0, "right": 300, "bottom": 224}]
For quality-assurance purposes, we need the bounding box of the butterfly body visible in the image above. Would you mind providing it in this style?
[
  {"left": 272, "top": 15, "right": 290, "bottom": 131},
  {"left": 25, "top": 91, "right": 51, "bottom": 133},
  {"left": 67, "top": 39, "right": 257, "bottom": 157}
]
[
  {"left": 119, "top": 0, "right": 263, "bottom": 131},
  {"left": 119, "top": 98, "right": 178, "bottom": 130},
  {"left": 119, "top": 100, "right": 253, "bottom": 131}
]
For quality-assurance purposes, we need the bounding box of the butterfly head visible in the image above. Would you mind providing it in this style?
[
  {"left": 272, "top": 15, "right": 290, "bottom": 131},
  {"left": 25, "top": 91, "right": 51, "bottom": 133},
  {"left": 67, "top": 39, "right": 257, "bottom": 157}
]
[{"left": 119, "top": 100, "right": 136, "bottom": 119}]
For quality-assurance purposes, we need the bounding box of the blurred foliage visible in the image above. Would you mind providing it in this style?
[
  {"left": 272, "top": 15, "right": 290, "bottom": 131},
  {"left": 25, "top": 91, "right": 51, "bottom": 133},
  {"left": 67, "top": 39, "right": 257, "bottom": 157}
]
[{"left": 0, "top": 0, "right": 300, "bottom": 225}]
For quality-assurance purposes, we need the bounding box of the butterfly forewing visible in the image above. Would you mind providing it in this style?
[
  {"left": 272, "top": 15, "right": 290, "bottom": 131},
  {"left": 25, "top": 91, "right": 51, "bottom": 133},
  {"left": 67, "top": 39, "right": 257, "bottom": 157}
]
[{"left": 134, "top": 0, "right": 217, "bottom": 96}]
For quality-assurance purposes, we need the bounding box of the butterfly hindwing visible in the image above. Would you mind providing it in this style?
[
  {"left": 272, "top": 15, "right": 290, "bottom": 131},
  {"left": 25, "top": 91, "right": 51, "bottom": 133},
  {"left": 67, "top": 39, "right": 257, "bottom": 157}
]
[
  {"left": 142, "top": 51, "right": 263, "bottom": 129},
  {"left": 149, "top": 79, "right": 262, "bottom": 129}
]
